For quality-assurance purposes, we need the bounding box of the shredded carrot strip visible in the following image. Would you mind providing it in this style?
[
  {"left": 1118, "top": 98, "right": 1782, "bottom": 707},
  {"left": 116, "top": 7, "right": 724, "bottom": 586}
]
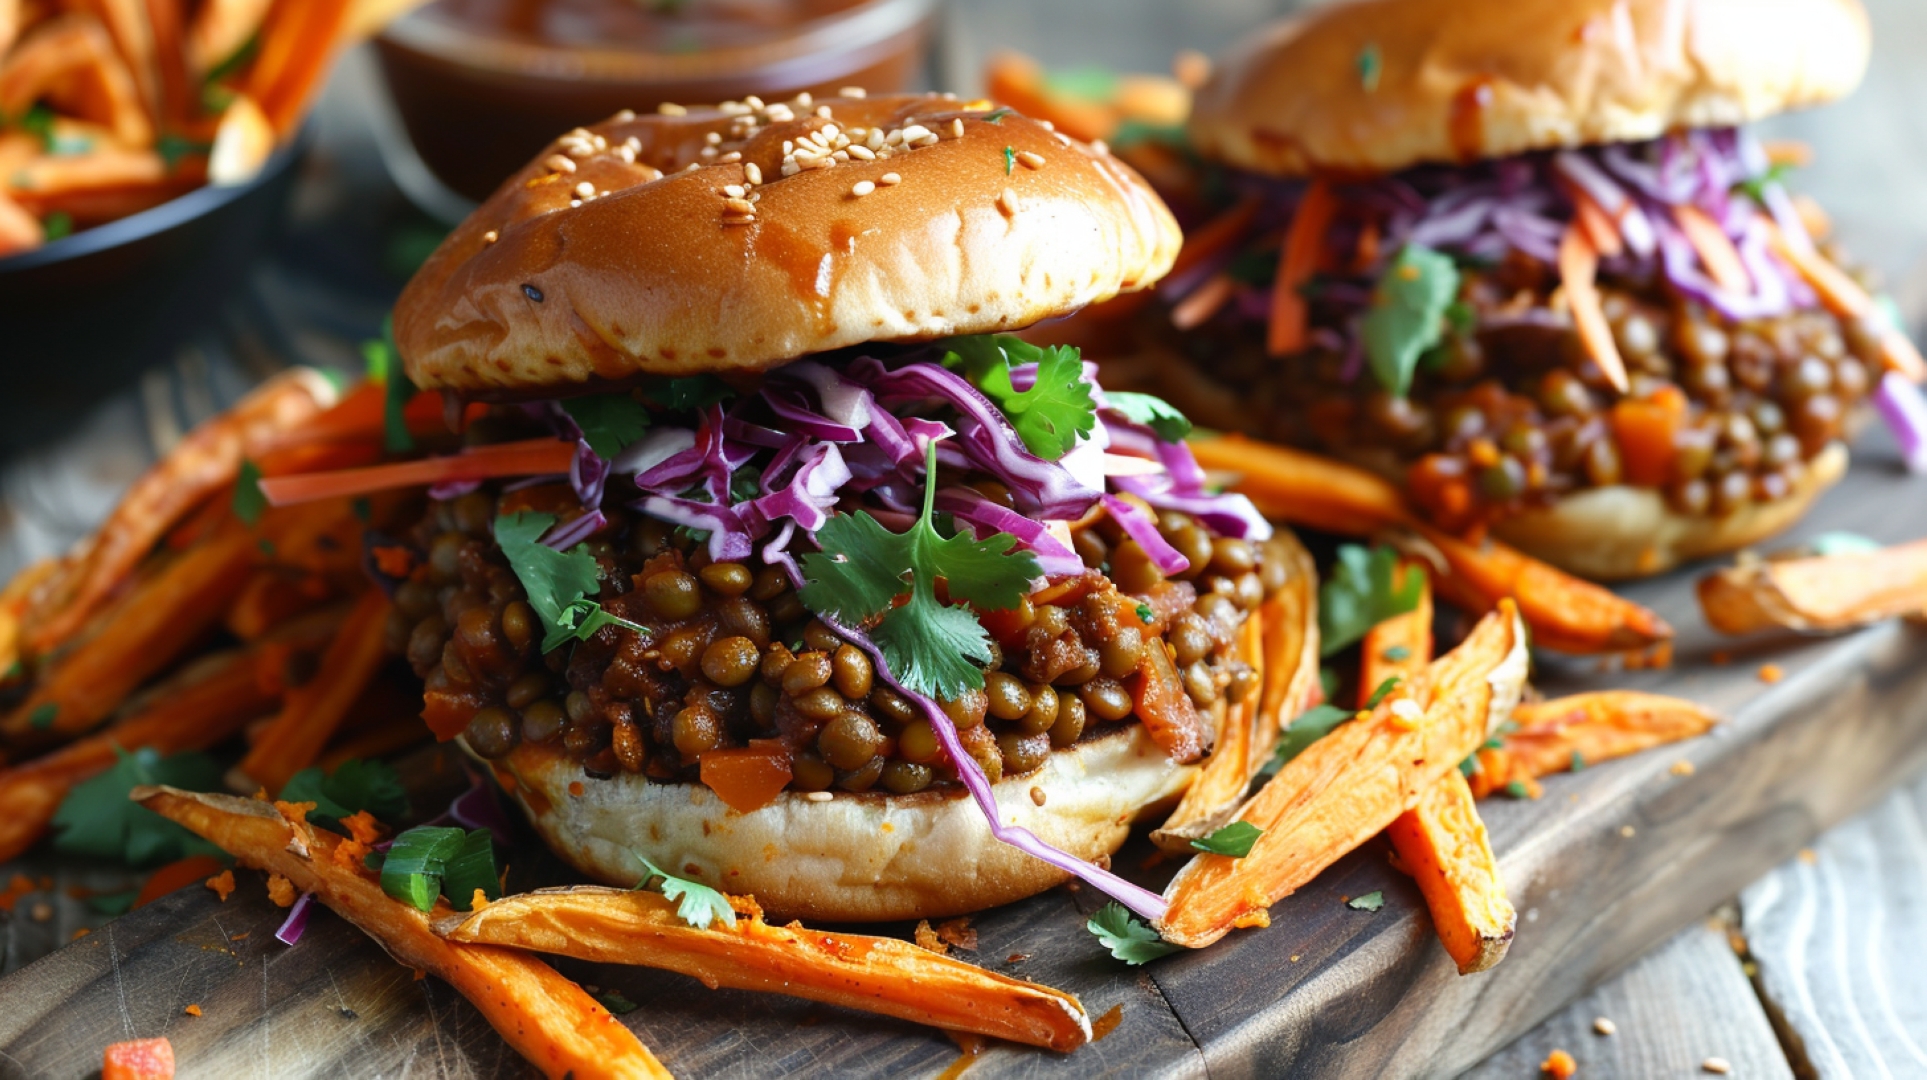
[
  {"left": 1563, "top": 183, "right": 1622, "bottom": 257},
  {"left": 258, "top": 439, "right": 577, "bottom": 507},
  {"left": 1557, "top": 225, "right": 1629, "bottom": 393},
  {"left": 1672, "top": 206, "right": 1749, "bottom": 294},
  {"left": 1269, "top": 179, "right": 1336, "bottom": 357},
  {"left": 256, "top": 386, "right": 488, "bottom": 455},
  {"left": 1760, "top": 220, "right": 1927, "bottom": 381},
  {"left": 1168, "top": 195, "right": 1261, "bottom": 284},
  {"left": 1171, "top": 272, "right": 1235, "bottom": 330},
  {"left": 1761, "top": 139, "right": 1813, "bottom": 168}
]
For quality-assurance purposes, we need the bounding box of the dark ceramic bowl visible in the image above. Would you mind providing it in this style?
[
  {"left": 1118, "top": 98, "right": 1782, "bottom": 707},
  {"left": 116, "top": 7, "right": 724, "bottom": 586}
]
[{"left": 0, "top": 134, "right": 308, "bottom": 454}]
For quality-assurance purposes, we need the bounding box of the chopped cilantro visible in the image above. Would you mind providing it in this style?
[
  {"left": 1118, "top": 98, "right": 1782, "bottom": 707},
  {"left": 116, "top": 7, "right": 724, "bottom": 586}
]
[
  {"left": 596, "top": 990, "right": 641, "bottom": 1015},
  {"left": 1356, "top": 43, "right": 1383, "bottom": 92},
  {"left": 1504, "top": 781, "right": 1531, "bottom": 799},
  {"left": 203, "top": 34, "right": 259, "bottom": 88},
  {"left": 1809, "top": 531, "right": 1881, "bottom": 558},
  {"left": 1363, "top": 676, "right": 1402, "bottom": 710},
  {"left": 1042, "top": 67, "right": 1119, "bottom": 102},
  {"left": 562, "top": 393, "right": 652, "bottom": 458},
  {"left": 1459, "top": 753, "right": 1482, "bottom": 778},
  {"left": 1319, "top": 667, "right": 1340, "bottom": 703},
  {"left": 362, "top": 316, "right": 416, "bottom": 453},
  {"left": 1381, "top": 645, "right": 1412, "bottom": 663},
  {"left": 1263, "top": 703, "right": 1355, "bottom": 775},
  {"left": 28, "top": 703, "right": 57, "bottom": 730},
  {"left": 351, "top": 497, "right": 373, "bottom": 523},
  {"left": 156, "top": 134, "right": 211, "bottom": 171},
  {"left": 53, "top": 748, "right": 224, "bottom": 866},
  {"left": 981, "top": 107, "right": 1013, "bottom": 124},
  {"left": 1087, "top": 902, "right": 1180, "bottom": 965},
  {"left": 257, "top": 539, "right": 276, "bottom": 558},
  {"left": 441, "top": 828, "right": 503, "bottom": 911},
  {"left": 233, "top": 460, "right": 267, "bottom": 525},
  {"left": 18, "top": 103, "right": 56, "bottom": 149},
  {"left": 1734, "top": 162, "right": 1795, "bottom": 203},
  {"left": 1135, "top": 603, "right": 1155, "bottom": 625},
  {"left": 1347, "top": 891, "right": 1385, "bottom": 912},
  {"left": 1004, "top": 145, "right": 1016, "bottom": 175},
  {"left": 1319, "top": 545, "right": 1424, "bottom": 657},
  {"left": 42, "top": 211, "right": 72, "bottom": 241},
  {"left": 945, "top": 335, "right": 1096, "bottom": 460},
  {"left": 636, "top": 856, "right": 735, "bottom": 930},
  {"left": 380, "top": 827, "right": 463, "bottom": 912},
  {"left": 1104, "top": 391, "right": 1193, "bottom": 443},
  {"left": 800, "top": 442, "right": 1039, "bottom": 700},
  {"left": 1570, "top": 749, "right": 1586, "bottom": 773},
  {"left": 1361, "top": 244, "right": 1460, "bottom": 398},
  {"left": 650, "top": 375, "right": 734, "bottom": 410},
  {"left": 494, "top": 512, "right": 647, "bottom": 652},
  {"left": 1189, "top": 821, "right": 1263, "bottom": 858},
  {"left": 279, "top": 759, "right": 408, "bottom": 831},
  {"left": 1108, "top": 119, "right": 1189, "bottom": 152}
]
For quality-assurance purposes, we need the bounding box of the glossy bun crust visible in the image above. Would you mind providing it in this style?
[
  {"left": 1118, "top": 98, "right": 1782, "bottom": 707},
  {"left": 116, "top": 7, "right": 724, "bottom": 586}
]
[
  {"left": 1189, "top": 0, "right": 1870, "bottom": 176},
  {"left": 483, "top": 726, "right": 1195, "bottom": 922},
  {"left": 395, "top": 93, "right": 1181, "bottom": 396}
]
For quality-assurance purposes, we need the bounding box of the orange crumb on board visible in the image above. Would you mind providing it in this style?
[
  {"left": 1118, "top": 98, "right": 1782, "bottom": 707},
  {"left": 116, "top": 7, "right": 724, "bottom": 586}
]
[
  {"left": 206, "top": 871, "right": 236, "bottom": 902},
  {"left": 266, "top": 874, "right": 297, "bottom": 908},
  {"left": 183, "top": 1005, "right": 202, "bottom": 1017},
  {"left": 1232, "top": 909, "right": 1271, "bottom": 930},
  {"left": 0, "top": 874, "right": 35, "bottom": 912},
  {"left": 412, "top": 968, "right": 427, "bottom": 981},
  {"left": 102, "top": 1037, "right": 175, "bottom": 1080},
  {"left": 1542, "top": 1048, "right": 1577, "bottom": 1078},
  {"left": 1758, "top": 664, "right": 1785, "bottom": 684},
  {"left": 30, "top": 902, "right": 51, "bottom": 922},
  {"left": 1799, "top": 848, "right": 1818, "bottom": 864},
  {"left": 1670, "top": 760, "right": 1696, "bottom": 777},
  {"left": 913, "top": 920, "right": 947, "bottom": 954},
  {"left": 1710, "top": 650, "right": 1732, "bottom": 666},
  {"left": 72, "top": 928, "right": 91, "bottom": 940}
]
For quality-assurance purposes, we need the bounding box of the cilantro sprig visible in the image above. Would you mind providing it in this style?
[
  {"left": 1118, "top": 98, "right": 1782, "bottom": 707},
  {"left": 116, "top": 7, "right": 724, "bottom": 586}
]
[
  {"left": 1319, "top": 545, "right": 1424, "bottom": 657},
  {"left": 1189, "top": 821, "right": 1262, "bottom": 858},
  {"left": 53, "top": 748, "right": 224, "bottom": 866},
  {"left": 562, "top": 393, "right": 652, "bottom": 459},
  {"left": 1264, "top": 702, "right": 1354, "bottom": 775},
  {"left": 361, "top": 316, "right": 415, "bottom": 454},
  {"left": 1104, "top": 391, "right": 1193, "bottom": 443},
  {"left": 279, "top": 759, "right": 408, "bottom": 831},
  {"left": 1088, "top": 902, "right": 1181, "bottom": 965},
  {"left": 495, "top": 513, "right": 647, "bottom": 652},
  {"left": 636, "top": 856, "right": 736, "bottom": 930},
  {"left": 800, "top": 441, "right": 1040, "bottom": 699},
  {"left": 1362, "top": 244, "right": 1460, "bottom": 398},
  {"left": 944, "top": 335, "right": 1097, "bottom": 461},
  {"left": 374, "top": 826, "right": 500, "bottom": 913}
]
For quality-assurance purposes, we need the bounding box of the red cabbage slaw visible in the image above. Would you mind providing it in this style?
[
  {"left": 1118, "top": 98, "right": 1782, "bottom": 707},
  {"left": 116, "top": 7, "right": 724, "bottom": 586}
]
[{"left": 496, "top": 348, "right": 1266, "bottom": 921}]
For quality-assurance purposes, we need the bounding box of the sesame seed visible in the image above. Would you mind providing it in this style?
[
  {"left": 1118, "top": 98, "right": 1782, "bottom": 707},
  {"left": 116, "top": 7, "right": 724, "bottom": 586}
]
[
  {"left": 805, "top": 790, "right": 833, "bottom": 802},
  {"left": 952, "top": 118, "right": 965, "bottom": 138},
  {"left": 616, "top": 145, "right": 637, "bottom": 163},
  {"left": 1593, "top": 1017, "right": 1617, "bottom": 1036},
  {"left": 839, "top": 86, "right": 866, "bottom": 98},
  {"left": 879, "top": 172, "right": 901, "bottom": 185},
  {"left": 900, "top": 124, "right": 932, "bottom": 143},
  {"left": 723, "top": 184, "right": 745, "bottom": 198},
  {"left": 851, "top": 180, "right": 875, "bottom": 197},
  {"left": 867, "top": 128, "right": 886, "bottom": 151},
  {"left": 718, "top": 151, "right": 742, "bottom": 163},
  {"left": 800, "top": 155, "right": 833, "bottom": 170},
  {"left": 782, "top": 139, "right": 795, "bottom": 154},
  {"left": 999, "top": 189, "right": 1016, "bottom": 213},
  {"left": 816, "top": 105, "right": 833, "bottom": 118},
  {"left": 766, "top": 103, "right": 794, "bottom": 123},
  {"left": 724, "top": 197, "right": 756, "bottom": 214},
  {"left": 1620, "top": 824, "right": 1636, "bottom": 837},
  {"left": 574, "top": 181, "right": 595, "bottom": 198},
  {"left": 700, "top": 146, "right": 718, "bottom": 160},
  {"left": 822, "top": 124, "right": 840, "bottom": 142},
  {"left": 544, "top": 154, "right": 576, "bottom": 174},
  {"left": 744, "top": 95, "right": 765, "bottom": 110},
  {"left": 847, "top": 145, "right": 875, "bottom": 161},
  {"left": 744, "top": 163, "right": 763, "bottom": 185},
  {"left": 781, "top": 161, "right": 801, "bottom": 177},
  {"left": 570, "top": 199, "right": 581, "bottom": 208},
  {"left": 705, "top": 131, "right": 722, "bottom": 145},
  {"left": 794, "top": 91, "right": 813, "bottom": 107},
  {"left": 624, "top": 137, "right": 641, "bottom": 152},
  {"left": 723, "top": 217, "right": 754, "bottom": 227},
  {"left": 1039, "top": 119, "right": 1055, "bottom": 132},
  {"left": 658, "top": 102, "right": 687, "bottom": 116},
  {"left": 1016, "top": 150, "right": 1045, "bottom": 169},
  {"left": 614, "top": 109, "right": 636, "bottom": 121},
  {"left": 483, "top": 230, "right": 499, "bottom": 243},
  {"left": 1702, "top": 1058, "right": 1732, "bottom": 1075},
  {"left": 684, "top": 162, "right": 700, "bottom": 172},
  {"left": 592, "top": 134, "right": 608, "bottom": 151},
  {"left": 1091, "top": 139, "right": 1110, "bottom": 155}
]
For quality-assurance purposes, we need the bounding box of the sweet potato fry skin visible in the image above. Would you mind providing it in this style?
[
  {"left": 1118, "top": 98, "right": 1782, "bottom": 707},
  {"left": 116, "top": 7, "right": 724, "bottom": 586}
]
[
  {"left": 1158, "top": 602, "right": 1528, "bottom": 948},
  {"left": 1386, "top": 771, "right": 1514, "bottom": 974},
  {"left": 1698, "top": 539, "right": 1927, "bottom": 635},
  {"left": 1469, "top": 692, "right": 1718, "bottom": 796},
  {"left": 438, "top": 888, "right": 1093, "bottom": 1053},
  {"left": 135, "top": 787, "right": 671, "bottom": 1080}
]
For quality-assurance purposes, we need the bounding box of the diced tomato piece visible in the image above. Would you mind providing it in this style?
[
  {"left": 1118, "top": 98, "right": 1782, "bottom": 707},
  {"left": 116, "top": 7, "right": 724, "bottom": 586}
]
[{"left": 103, "top": 1037, "right": 175, "bottom": 1080}]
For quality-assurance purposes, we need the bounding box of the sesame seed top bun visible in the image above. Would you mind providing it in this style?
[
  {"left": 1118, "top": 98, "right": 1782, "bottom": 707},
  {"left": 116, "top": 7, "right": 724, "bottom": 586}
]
[
  {"left": 1187, "top": 0, "right": 1870, "bottom": 178},
  {"left": 395, "top": 93, "right": 1181, "bottom": 396}
]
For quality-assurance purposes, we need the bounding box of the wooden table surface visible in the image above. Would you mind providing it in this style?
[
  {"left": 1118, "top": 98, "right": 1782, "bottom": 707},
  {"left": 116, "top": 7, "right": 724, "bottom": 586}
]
[{"left": 3, "top": 1, "right": 1927, "bottom": 1076}]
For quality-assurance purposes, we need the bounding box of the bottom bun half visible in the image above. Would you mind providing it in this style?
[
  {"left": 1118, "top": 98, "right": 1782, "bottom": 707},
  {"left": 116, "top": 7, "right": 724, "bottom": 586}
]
[
  {"left": 1490, "top": 443, "right": 1848, "bottom": 581},
  {"left": 482, "top": 726, "right": 1196, "bottom": 922}
]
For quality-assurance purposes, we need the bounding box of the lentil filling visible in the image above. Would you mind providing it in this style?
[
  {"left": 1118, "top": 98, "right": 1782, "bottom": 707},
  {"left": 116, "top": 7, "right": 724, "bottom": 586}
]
[{"left": 393, "top": 485, "right": 1288, "bottom": 801}]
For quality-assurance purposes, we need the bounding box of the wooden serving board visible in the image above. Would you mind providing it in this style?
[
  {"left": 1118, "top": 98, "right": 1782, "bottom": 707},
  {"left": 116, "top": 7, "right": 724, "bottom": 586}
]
[{"left": 0, "top": 434, "right": 1922, "bottom": 1079}]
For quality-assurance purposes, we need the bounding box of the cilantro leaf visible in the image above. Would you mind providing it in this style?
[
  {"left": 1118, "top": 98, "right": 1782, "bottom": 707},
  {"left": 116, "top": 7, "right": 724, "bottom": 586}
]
[
  {"left": 29, "top": 702, "right": 57, "bottom": 730},
  {"left": 636, "top": 856, "right": 736, "bottom": 930},
  {"left": 1808, "top": 531, "right": 1881, "bottom": 558},
  {"left": 563, "top": 394, "right": 652, "bottom": 458},
  {"left": 799, "top": 442, "right": 1040, "bottom": 699},
  {"left": 494, "top": 512, "right": 647, "bottom": 653},
  {"left": 1381, "top": 644, "right": 1412, "bottom": 663},
  {"left": 156, "top": 134, "right": 211, "bottom": 171},
  {"left": 1319, "top": 667, "right": 1340, "bottom": 703},
  {"left": 1363, "top": 676, "right": 1402, "bottom": 710},
  {"left": 1263, "top": 703, "right": 1355, "bottom": 775},
  {"left": 945, "top": 335, "right": 1097, "bottom": 460},
  {"left": 1319, "top": 544, "right": 1424, "bottom": 657},
  {"left": 1361, "top": 245, "right": 1460, "bottom": 398},
  {"left": 1087, "top": 902, "right": 1181, "bottom": 965},
  {"left": 1734, "top": 161, "right": 1795, "bottom": 203},
  {"left": 1004, "top": 145, "right": 1016, "bottom": 175},
  {"left": 19, "top": 102, "right": 56, "bottom": 149},
  {"left": 1104, "top": 391, "right": 1193, "bottom": 443},
  {"left": 1135, "top": 603, "right": 1155, "bottom": 624},
  {"left": 233, "top": 460, "right": 267, "bottom": 526},
  {"left": 363, "top": 316, "right": 415, "bottom": 454},
  {"left": 981, "top": 107, "right": 1013, "bottom": 124},
  {"left": 597, "top": 990, "right": 641, "bottom": 1014},
  {"left": 42, "top": 212, "right": 73, "bottom": 242},
  {"left": 53, "top": 748, "right": 224, "bottom": 866},
  {"left": 1189, "top": 821, "right": 1262, "bottom": 858},
  {"left": 650, "top": 375, "right": 734, "bottom": 411},
  {"left": 279, "top": 759, "right": 408, "bottom": 831},
  {"left": 1356, "top": 43, "right": 1383, "bottom": 92},
  {"left": 1347, "top": 891, "right": 1385, "bottom": 912}
]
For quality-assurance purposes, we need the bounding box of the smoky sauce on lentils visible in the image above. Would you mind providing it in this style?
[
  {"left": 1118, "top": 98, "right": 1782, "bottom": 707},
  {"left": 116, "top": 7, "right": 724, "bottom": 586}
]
[{"left": 393, "top": 484, "right": 1287, "bottom": 802}]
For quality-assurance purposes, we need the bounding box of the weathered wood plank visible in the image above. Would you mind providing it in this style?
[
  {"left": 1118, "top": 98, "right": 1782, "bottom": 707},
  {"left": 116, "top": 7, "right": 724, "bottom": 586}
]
[
  {"left": 1741, "top": 775, "right": 1927, "bottom": 1079},
  {"left": 1463, "top": 918, "right": 1793, "bottom": 1080}
]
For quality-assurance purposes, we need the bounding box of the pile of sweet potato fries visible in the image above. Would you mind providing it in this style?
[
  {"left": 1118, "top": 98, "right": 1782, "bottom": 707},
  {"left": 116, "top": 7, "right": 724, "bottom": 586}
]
[{"left": 0, "top": 0, "right": 418, "bottom": 256}]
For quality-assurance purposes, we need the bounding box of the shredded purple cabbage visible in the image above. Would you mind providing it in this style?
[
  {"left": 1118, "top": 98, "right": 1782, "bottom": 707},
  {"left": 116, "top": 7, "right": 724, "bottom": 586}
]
[
  {"left": 1874, "top": 372, "right": 1927, "bottom": 473},
  {"left": 275, "top": 891, "right": 315, "bottom": 946}
]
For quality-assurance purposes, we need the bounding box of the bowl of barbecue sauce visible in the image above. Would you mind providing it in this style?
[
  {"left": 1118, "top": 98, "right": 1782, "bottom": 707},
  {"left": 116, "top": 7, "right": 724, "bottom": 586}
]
[{"left": 375, "top": 0, "right": 939, "bottom": 210}]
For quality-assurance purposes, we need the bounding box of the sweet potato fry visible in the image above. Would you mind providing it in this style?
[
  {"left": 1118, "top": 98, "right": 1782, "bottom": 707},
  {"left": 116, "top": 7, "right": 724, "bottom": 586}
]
[
  {"left": 1697, "top": 539, "right": 1927, "bottom": 635},
  {"left": 19, "top": 368, "right": 334, "bottom": 657},
  {"left": 246, "top": 0, "right": 354, "bottom": 137},
  {"left": 1467, "top": 691, "right": 1718, "bottom": 797},
  {"left": 0, "top": 13, "right": 152, "bottom": 145},
  {"left": 1190, "top": 434, "right": 1673, "bottom": 654},
  {"left": 1154, "top": 530, "right": 1318, "bottom": 849},
  {"left": 1359, "top": 560, "right": 1431, "bottom": 704},
  {"left": 70, "top": 0, "right": 163, "bottom": 127},
  {"left": 185, "top": 0, "right": 270, "bottom": 78},
  {"left": 982, "top": 50, "right": 1115, "bottom": 143},
  {"left": 1386, "top": 771, "right": 1513, "bottom": 974},
  {"left": 207, "top": 92, "right": 271, "bottom": 185},
  {"left": 1158, "top": 601, "right": 1528, "bottom": 948},
  {"left": 135, "top": 787, "right": 670, "bottom": 1079},
  {"left": 141, "top": 0, "right": 190, "bottom": 126},
  {"left": 0, "top": 0, "right": 20, "bottom": 56},
  {"left": 234, "top": 586, "right": 393, "bottom": 793},
  {"left": 437, "top": 887, "right": 1093, "bottom": 1052},
  {"left": 0, "top": 189, "right": 39, "bottom": 255},
  {"left": 346, "top": 0, "right": 433, "bottom": 40}
]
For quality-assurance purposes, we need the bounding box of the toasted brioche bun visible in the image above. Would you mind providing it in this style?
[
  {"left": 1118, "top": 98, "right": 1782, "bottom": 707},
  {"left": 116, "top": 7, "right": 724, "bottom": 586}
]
[
  {"left": 481, "top": 725, "right": 1195, "bottom": 922},
  {"left": 1491, "top": 442, "right": 1848, "bottom": 580},
  {"left": 395, "top": 93, "right": 1180, "bottom": 396},
  {"left": 1188, "top": 0, "right": 1870, "bottom": 176}
]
